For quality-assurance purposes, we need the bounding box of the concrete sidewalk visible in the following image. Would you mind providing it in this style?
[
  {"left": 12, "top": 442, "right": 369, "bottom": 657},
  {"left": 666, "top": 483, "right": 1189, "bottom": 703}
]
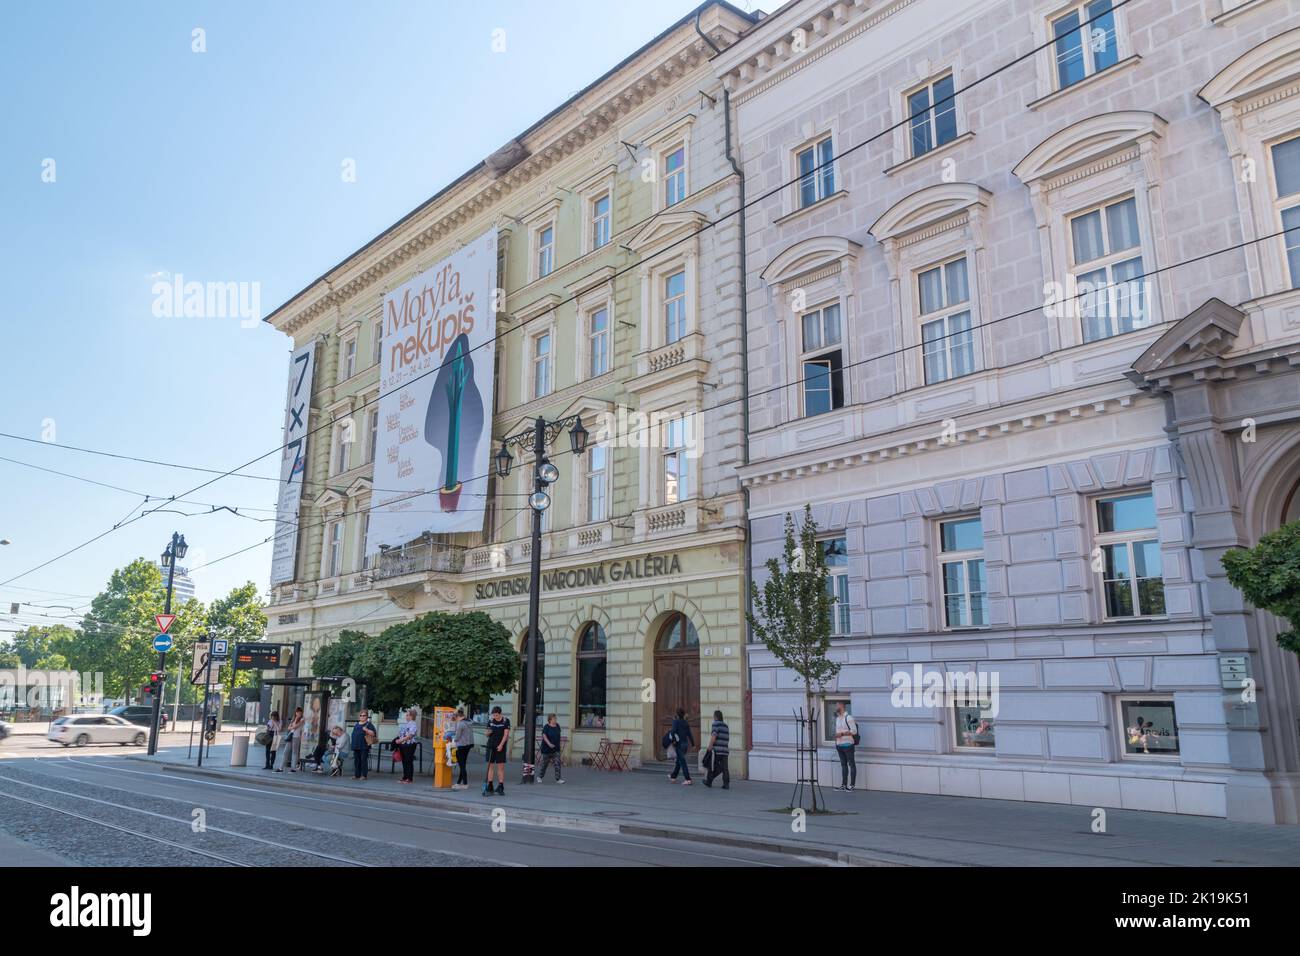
[{"left": 138, "top": 743, "right": 1300, "bottom": 866}]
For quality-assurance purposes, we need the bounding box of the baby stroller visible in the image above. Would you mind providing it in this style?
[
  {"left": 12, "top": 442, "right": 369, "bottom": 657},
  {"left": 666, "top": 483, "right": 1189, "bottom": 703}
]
[{"left": 326, "top": 745, "right": 345, "bottom": 777}]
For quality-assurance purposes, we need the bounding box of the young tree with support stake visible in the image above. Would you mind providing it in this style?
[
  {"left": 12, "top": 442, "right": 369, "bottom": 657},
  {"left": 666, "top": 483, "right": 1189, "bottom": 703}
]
[{"left": 747, "top": 505, "right": 843, "bottom": 812}]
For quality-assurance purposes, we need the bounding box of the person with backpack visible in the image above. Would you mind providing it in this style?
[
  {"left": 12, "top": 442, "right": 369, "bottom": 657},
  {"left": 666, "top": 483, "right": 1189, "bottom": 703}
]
[
  {"left": 833, "top": 701, "right": 858, "bottom": 791},
  {"left": 703, "top": 709, "right": 730, "bottom": 789},
  {"left": 665, "top": 707, "right": 695, "bottom": 786},
  {"left": 536, "top": 713, "right": 564, "bottom": 783}
]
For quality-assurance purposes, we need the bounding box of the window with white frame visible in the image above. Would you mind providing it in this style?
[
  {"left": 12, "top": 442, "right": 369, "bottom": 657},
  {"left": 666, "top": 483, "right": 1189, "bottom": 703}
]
[
  {"left": 333, "top": 421, "right": 351, "bottom": 475},
  {"left": 918, "top": 256, "right": 975, "bottom": 384},
  {"left": 372, "top": 320, "right": 383, "bottom": 366},
  {"left": 664, "top": 270, "right": 687, "bottom": 344},
  {"left": 1070, "top": 196, "right": 1147, "bottom": 342},
  {"left": 663, "top": 145, "right": 686, "bottom": 207},
  {"left": 588, "top": 306, "right": 610, "bottom": 377},
  {"left": 800, "top": 303, "right": 843, "bottom": 417},
  {"left": 796, "top": 135, "right": 835, "bottom": 208},
  {"left": 532, "top": 331, "right": 552, "bottom": 398},
  {"left": 340, "top": 336, "right": 356, "bottom": 380},
  {"left": 356, "top": 512, "right": 370, "bottom": 571},
  {"left": 536, "top": 224, "right": 555, "bottom": 279},
  {"left": 822, "top": 536, "right": 850, "bottom": 636},
  {"left": 585, "top": 444, "right": 608, "bottom": 523},
  {"left": 1051, "top": 0, "right": 1119, "bottom": 91},
  {"left": 367, "top": 407, "right": 379, "bottom": 463},
  {"left": 939, "top": 515, "right": 987, "bottom": 629},
  {"left": 325, "top": 520, "right": 343, "bottom": 578},
  {"left": 1095, "top": 491, "right": 1164, "bottom": 618},
  {"left": 662, "top": 415, "right": 692, "bottom": 504},
  {"left": 1271, "top": 136, "right": 1300, "bottom": 288},
  {"left": 906, "top": 74, "right": 957, "bottom": 158},
  {"left": 591, "top": 193, "right": 611, "bottom": 251}
]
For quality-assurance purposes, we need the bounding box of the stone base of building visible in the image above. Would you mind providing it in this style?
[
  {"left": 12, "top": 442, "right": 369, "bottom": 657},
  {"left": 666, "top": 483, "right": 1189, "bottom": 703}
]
[{"left": 749, "top": 749, "right": 1300, "bottom": 823}]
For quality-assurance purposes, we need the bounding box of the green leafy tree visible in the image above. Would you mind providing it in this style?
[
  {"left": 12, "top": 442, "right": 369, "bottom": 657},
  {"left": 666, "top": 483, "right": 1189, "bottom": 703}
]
[
  {"left": 311, "top": 629, "right": 369, "bottom": 680},
  {"left": 355, "top": 612, "right": 517, "bottom": 714},
  {"left": 205, "top": 581, "right": 269, "bottom": 689},
  {"left": 1223, "top": 522, "right": 1300, "bottom": 655},
  {"left": 747, "top": 505, "right": 842, "bottom": 806},
  {"left": 9, "top": 624, "right": 76, "bottom": 668},
  {"left": 0, "top": 643, "right": 20, "bottom": 669}
]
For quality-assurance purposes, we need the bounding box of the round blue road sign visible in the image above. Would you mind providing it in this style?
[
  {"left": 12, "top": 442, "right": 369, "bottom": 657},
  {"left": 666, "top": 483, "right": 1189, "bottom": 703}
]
[{"left": 153, "top": 633, "right": 173, "bottom": 653}]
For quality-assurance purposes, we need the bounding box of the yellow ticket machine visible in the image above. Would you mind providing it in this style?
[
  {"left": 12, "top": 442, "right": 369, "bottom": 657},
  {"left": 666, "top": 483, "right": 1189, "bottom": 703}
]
[{"left": 432, "top": 706, "right": 456, "bottom": 788}]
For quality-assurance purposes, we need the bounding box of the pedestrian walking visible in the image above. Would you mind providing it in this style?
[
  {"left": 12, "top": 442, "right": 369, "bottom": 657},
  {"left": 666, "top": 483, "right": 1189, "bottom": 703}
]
[
  {"left": 274, "top": 706, "right": 304, "bottom": 773},
  {"left": 667, "top": 707, "right": 695, "bottom": 785},
  {"left": 451, "top": 708, "right": 474, "bottom": 790},
  {"left": 703, "top": 709, "right": 730, "bottom": 789},
  {"left": 351, "top": 709, "right": 377, "bottom": 781},
  {"left": 396, "top": 708, "right": 419, "bottom": 784},
  {"left": 833, "top": 702, "right": 858, "bottom": 791},
  {"left": 536, "top": 713, "right": 564, "bottom": 783},
  {"left": 262, "top": 710, "right": 280, "bottom": 770},
  {"left": 482, "top": 706, "right": 509, "bottom": 796}
]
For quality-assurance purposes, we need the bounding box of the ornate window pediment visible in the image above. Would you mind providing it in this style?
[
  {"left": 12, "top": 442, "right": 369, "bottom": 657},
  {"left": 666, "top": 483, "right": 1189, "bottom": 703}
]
[
  {"left": 760, "top": 236, "right": 861, "bottom": 289},
  {"left": 1198, "top": 26, "right": 1300, "bottom": 111},
  {"left": 1130, "top": 298, "right": 1248, "bottom": 378},
  {"left": 869, "top": 183, "right": 992, "bottom": 246},
  {"left": 626, "top": 209, "right": 708, "bottom": 255},
  {"left": 312, "top": 488, "right": 347, "bottom": 513},
  {"left": 1013, "top": 111, "right": 1168, "bottom": 187}
]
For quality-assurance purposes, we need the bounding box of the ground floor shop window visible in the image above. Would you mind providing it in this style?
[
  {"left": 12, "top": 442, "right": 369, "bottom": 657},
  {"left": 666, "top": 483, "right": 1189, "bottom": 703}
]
[
  {"left": 953, "top": 698, "right": 995, "bottom": 750},
  {"left": 1119, "top": 697, "right": 1179, "bottom": 757},
  {"left": 576, "top": 622, "right": 607, "bottom": 729},
  {"left": 822, "top": 699, "right": 850, "bottom": 744}
]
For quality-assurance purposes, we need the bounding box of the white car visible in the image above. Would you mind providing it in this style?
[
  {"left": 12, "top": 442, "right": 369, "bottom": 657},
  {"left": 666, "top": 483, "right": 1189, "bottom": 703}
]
[{"left": 48, "top": 715, "right": 148, "bottom": 748}]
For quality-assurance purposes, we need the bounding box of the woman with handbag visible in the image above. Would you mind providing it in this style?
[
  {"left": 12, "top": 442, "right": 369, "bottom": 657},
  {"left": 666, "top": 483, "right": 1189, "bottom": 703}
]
[
  {"left": 261, "top": 711, "right": 280, "bottom": 770},
  {"left": 275, "top": 706, "right": 304, "bottom": 773},
  {"left": 350, "top": 709, "right": 378, "bottom": 781},
  {"left": 395, "top": 708, "right": 419, "bottom": 784}
]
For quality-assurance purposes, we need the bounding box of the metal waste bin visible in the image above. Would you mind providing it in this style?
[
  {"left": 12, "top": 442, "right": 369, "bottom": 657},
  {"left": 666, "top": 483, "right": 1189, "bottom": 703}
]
[{"left": 230, "top": 734, "right": 249, "bottom": 767}]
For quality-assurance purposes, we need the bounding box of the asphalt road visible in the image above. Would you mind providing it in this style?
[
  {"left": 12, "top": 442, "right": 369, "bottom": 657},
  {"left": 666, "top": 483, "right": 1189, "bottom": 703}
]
[{"left": 0, "top": 748, "right": 812, "bottom": 867}]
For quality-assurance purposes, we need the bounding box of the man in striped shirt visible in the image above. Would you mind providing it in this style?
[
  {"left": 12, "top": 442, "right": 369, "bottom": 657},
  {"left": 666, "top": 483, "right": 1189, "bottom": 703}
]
[{"left": 703, "top": 709, "right": 730, "bottom": 789}]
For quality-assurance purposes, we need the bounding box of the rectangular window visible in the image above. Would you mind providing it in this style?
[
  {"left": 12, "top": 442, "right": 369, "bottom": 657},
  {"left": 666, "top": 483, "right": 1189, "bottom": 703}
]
[
  {"left": 939, "top": 516, "right": 987, "bottom": 628},
  {"left": 334, "top": 424, "right": 351, "bottom": 475},
  {"left": 532, "top": 331, "right": 552, "bottom": 398},
  {"left": 797, "top": 136, "right": 835, "bottom": 207},
  {"left": 1096, "top": 491, "right": 1164, "bottom": 618},
  {"left": 822, "top": 699, "right": 850, "bottom": 744},
  {"left": 907, "top": 74, "right": 957, "bottom": 158},
  {"left": 536, "top": 225, "right": 554, "bottom": 278},
  {"left": 801, "top": 303, "right": 844, "bottom": 417},
  {"left": 664, "top": 146, "right": 686, "bottom": 207},
  {"left": 822, "top": 536, "right": 850, "bottom": 636},
  {"left": 918, "top": 256, "right": 975, "bottom": 384},
  {"left": 591, "top": 194, "right": 611, "bottom": 250},
  {"left": 1070, "top": 196, "right": 1146, "bottom": 342},
  {"left": 664, "top": 270, "right": 687, "bottom": 344},
  {"left": 1052, "top": 0, "right": 1118, "bottom": 91},
  {"left": 341, "top": 337, "right": 356, "bottom": 380},
  {"left": 954, "top": 697, "right": 995, "bottom": 750},
  {"left": 586, "top": 445, "right": 607, "bottom": 522},
  {"left": 372, "top": 321, "right": 383, "bottom": 366},
  {"left": 662, "top": 416, "right": 692, "bottom": 504},
  {"left": 367, "top": 407, "right": 379, "bottom": 463},
  {"left": 589, "top": 307, "right": 609, "bottom": 377},
  {"left": 326, "top": 521, "right": 343, "bottom": 578},
  {"left": 1119, "top": 697, "right": 1180, "bottom": 757},
  {"left": 1272, "top": 137, "right": 1300, "bottom": 288},
  {"left": 357, "top": 513, "right": 369, "bottom": 571}
]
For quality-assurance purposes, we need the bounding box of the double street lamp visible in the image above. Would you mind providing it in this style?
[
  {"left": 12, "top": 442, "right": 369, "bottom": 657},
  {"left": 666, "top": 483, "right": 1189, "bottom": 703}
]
[
  {"left": 149, "top": 532, "right": 187, "bottom": 755},
  {"left": 495, "top": 414, "right": 588, "bottom": 783}
]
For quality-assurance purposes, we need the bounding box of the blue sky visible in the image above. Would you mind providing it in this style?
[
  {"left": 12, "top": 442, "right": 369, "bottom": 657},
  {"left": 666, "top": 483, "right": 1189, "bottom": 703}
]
[{"left": 0, "top": 0, "right": 760, "bottom": 629}]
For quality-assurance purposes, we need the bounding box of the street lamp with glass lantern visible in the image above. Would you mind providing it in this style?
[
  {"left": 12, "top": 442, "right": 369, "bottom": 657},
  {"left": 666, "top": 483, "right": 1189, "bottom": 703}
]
[
  {"left": 149, "top": 532, "right": 187, "bottom": 755},
  {"left": 494, "top": 414, "right": 588, "bottom": 782}
]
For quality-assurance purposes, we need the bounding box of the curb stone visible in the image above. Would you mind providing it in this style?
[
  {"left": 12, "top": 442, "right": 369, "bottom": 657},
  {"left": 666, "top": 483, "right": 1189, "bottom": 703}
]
[{"left": 140, "top": 758, "right": 911, "bottom": 865}]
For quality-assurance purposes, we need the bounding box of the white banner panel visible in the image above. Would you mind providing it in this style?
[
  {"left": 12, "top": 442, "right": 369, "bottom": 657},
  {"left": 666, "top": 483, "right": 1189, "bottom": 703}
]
[
  {"left": 270, "top": 342, "right": 316, "bottom": 584},
  {"left": 368, "top": 228, "right": 498, "bottom": 550}
]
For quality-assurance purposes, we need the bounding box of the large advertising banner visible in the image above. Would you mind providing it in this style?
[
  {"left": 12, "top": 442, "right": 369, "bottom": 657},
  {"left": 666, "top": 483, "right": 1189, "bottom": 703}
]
[
  {"left": 270, "top": 342, "right": 315, "bottom": 584},
  {"left": 367, "top": 228, "right": 497, "bottom": 550}
]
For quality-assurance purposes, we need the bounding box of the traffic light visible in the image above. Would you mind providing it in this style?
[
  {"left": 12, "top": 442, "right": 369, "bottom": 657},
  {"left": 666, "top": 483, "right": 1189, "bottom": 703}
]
[{"left": 145, "top": 672, "right": 164, "bottom": 700}]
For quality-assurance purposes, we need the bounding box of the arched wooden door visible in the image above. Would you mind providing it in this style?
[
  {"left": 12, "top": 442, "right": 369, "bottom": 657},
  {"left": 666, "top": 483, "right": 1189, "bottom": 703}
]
[{"left": 653, "top": 612, "right": 700, "bottom": 759}]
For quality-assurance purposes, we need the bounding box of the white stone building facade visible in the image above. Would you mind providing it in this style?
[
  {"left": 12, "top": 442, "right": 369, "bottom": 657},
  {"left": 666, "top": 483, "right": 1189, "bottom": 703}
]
[{"left": 717, "top": 0, "right": 1300, "bottom": 822}]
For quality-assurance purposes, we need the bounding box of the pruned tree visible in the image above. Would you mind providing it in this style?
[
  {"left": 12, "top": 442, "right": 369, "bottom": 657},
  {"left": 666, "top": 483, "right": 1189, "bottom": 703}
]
[{"left": 1223, "top": 521, "right": 1300, "bottom": 655}]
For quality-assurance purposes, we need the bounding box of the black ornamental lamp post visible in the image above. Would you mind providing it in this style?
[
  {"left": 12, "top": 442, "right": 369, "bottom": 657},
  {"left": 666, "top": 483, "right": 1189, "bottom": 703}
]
[
  {"left": 494, "top": 414, "right": 588, "bottom": 783},
  {"left": 150, "top": 532, "right": 187, "bottom": 755}
]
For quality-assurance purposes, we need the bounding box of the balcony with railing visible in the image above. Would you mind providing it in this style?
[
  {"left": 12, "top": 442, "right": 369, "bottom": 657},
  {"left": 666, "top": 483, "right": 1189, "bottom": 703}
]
[{"left": 368, "top": 538, "right": 467, "bottom": 581}]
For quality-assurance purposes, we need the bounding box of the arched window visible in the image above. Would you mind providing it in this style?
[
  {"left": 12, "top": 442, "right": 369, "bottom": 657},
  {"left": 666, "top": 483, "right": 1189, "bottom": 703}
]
[
  {"left": 658, "top": 612, "right": 699, "bottom": 652},
  {"left": 576, "top": 623, "right": 607, "bottom": 730},
  {"left": 517, "top": 631, "right": 545, "bottom": 728}
]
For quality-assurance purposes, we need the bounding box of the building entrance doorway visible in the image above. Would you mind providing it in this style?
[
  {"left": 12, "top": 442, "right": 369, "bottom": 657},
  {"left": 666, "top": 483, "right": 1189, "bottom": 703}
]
[{"left": 654, "top": 612, "right": 700, "bottom": 759}]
